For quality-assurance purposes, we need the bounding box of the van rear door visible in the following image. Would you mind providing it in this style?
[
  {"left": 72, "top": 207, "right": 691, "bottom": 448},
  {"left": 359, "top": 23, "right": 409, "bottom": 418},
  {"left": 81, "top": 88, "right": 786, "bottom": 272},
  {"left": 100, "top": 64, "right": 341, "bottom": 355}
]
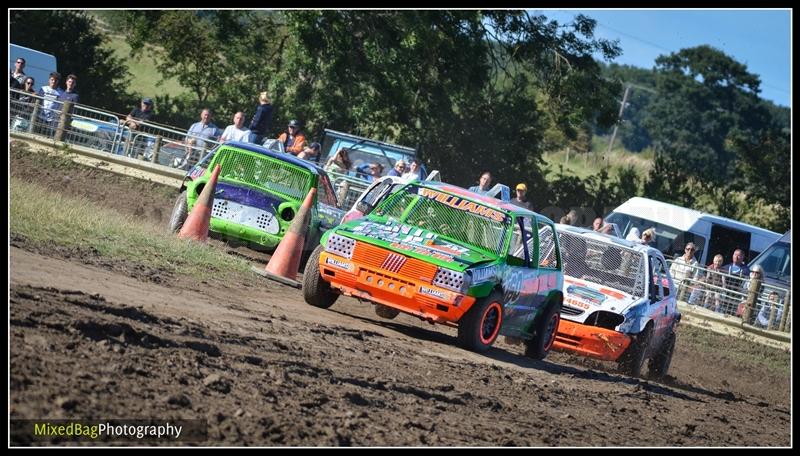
[{"left": 708, "top": 224, "right": 751, "bottom": 264}]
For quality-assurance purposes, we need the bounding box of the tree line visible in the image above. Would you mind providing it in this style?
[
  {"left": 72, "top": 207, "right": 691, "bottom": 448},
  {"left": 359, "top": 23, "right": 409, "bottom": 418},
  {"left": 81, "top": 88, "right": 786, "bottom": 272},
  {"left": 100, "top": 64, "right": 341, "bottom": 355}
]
[{"left": 10, "top": 10, "right": 789, "bottom": 233}]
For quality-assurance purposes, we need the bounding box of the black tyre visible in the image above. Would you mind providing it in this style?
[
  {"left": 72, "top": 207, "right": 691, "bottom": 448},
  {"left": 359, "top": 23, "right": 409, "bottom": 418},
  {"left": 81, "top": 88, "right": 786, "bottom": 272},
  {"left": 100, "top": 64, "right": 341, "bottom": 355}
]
[
  {"left": 525, "top": 302, "right": 561, "bottom": 360},
  {"left": 168, "top": 191, "right": 188, "bottom": 233},
  {"left": 648, "top": 331, "right": 676, "bottom": 379},
  {"left": 374, "top": 304, "right": 400, "bottom": 319},
  {"left": 619, "top": 325, "right": 653, "bottom": 377},
  {"left": 457, "top": 291, "right": 504, "bottom": 353},
  {"left": 302, "top": 244, "right": 339, "bottom": 309}
]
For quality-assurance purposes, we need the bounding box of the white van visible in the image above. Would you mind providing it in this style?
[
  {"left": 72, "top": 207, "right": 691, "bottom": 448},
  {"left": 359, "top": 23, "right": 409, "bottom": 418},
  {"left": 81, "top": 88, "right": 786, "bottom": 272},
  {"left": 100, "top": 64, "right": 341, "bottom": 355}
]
[
  {"left": 604, "top": 197, "right": 780, "bottom": 266},
  {"left": 9, "top": 43, "right": 57, "bottom": 91}
]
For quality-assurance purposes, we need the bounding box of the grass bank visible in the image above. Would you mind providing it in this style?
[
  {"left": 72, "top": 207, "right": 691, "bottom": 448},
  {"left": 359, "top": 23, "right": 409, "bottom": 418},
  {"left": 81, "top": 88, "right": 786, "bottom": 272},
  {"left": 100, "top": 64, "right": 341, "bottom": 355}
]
[{"left": 10, "top": 177, "right": 250, "bottom": 281}]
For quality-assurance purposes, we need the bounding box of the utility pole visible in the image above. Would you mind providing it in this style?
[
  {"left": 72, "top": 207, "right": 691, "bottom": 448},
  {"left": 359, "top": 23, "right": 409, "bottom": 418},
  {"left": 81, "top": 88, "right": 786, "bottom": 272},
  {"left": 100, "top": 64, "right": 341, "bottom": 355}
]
[{"left": 605, "top": 84, "right": 631, "bottom": 159}]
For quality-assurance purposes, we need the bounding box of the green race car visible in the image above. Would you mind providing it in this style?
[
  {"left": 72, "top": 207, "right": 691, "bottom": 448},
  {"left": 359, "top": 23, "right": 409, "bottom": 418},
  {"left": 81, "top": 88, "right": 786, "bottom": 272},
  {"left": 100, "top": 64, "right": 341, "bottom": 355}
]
[
  {"left": 169, "top": 141, "right": 344, "bottom": 267},
  {"left": 303, "top": 181, "right": 564, "bottom": 356}
]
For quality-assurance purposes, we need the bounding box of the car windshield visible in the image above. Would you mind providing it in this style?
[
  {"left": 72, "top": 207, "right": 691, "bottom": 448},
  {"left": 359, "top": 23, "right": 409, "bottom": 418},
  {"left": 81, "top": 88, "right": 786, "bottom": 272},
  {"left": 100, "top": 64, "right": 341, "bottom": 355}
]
[
  {"left": 215, "top": 148, "right": 312, "bottom": 200},
  {"left": 372, "top": 185, "right": 511, "bottom": 255},
  {"left": 749, "top": 241, "right": 790, "bottom": 283},
  {"left": 558, "top": 230, "right": 646, "bottom": 298}
]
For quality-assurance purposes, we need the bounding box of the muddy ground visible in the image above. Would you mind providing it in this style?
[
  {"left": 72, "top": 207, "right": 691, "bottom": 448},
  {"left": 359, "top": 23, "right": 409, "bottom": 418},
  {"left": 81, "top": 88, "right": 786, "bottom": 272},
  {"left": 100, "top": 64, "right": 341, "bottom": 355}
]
[{"left": 9, "top": 141, "right": 792, "bottom": 446}]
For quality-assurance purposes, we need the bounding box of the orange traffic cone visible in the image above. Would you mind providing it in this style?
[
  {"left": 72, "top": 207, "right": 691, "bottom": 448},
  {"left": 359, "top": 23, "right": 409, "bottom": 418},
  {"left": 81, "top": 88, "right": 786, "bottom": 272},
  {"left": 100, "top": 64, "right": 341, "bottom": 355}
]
[
  {"left": 252, "top": 187, "right": 317, "bottom": 288},
  {"left": 178, "top": 164, "right": 221, "bottom": 241}
]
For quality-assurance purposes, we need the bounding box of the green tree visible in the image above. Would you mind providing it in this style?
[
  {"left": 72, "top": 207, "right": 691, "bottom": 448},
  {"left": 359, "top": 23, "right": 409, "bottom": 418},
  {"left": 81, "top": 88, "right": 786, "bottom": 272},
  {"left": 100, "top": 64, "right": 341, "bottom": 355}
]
[
  {"left": 643, "top": 45, "right": 771, "bottom": 187},
  {"left": 10, "top": 10, "right": 131, "bottom": 113}
]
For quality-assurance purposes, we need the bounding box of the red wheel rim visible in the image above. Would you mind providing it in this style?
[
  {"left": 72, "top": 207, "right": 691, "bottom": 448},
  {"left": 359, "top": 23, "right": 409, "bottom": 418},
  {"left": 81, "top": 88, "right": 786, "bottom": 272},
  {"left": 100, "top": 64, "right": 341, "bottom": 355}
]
[
  {"left": 479, "top": 302, "right": 503, "bottom": 345},
  {"left": 543, "top": 313, "right": 560, "bottom": 351}
]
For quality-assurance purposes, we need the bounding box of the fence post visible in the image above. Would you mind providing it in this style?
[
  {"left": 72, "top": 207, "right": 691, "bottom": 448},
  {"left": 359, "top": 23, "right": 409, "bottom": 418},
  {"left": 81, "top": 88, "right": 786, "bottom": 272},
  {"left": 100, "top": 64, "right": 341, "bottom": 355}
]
[
  {"left": 54, "top": 101, "right": 72, "bottom": 142},
  {"left": 678, "top": 279, "right": 690, "bottom": 303},
  {"left": 778, "top": 289, "right": 790, "bottom": 332},
  {"left": 28, "top": 99, "right": 41, "bottom": 134},
  {"left": 741, "top": 274, "right": 760, "bottom": 326},
  {"left": 151, "top": 135, "right": 162, "bottom": 164}
]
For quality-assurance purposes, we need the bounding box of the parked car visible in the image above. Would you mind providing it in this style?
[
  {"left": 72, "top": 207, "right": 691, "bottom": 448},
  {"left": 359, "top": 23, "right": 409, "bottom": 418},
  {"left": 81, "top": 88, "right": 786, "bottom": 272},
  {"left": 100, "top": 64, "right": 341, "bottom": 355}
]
[
  {"left": 169, "top": 141, "right": 344, "bottom": 268},
  {"left": 302, "top": 181, "right": 564, "bottom": 356},
  {"left": 553, "top": 224, "right": 681, "bottom": 378}
]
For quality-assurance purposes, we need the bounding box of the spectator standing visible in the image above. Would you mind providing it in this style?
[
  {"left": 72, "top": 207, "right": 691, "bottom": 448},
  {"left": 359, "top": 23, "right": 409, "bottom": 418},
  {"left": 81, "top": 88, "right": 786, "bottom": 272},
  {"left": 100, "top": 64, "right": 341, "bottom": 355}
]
[
  {"left": 220, "top": 111, "right": 251, "bottom": 143},
  {"left": 324, "top": 148, "right": 352, "bottom": 175},
  {"left": 297, "top": 142, "right": 321, "bottom": 161},
  {"left": 691, "top": 254, "right": 726, "bottom": 310},
  {"left": 180, "top": 108, "right": 220, "bottom": 168},
  {"left": 720, "top": 248, "right": 750, "bottom": 314},
  {"left": 511, "top": 183, "right": 532, "bottom": 210},
  {"left": 60, "top": 74, "right": 79, "bottom": 104},
  {"left": 737, "top": 264, "right": 768, "bottom": 320},
  {"left": 10, "top": 57, "right": 26, "bottom": 89},
  {"left": 124, "top": 97, "right": 155, "bottom": 130},
  {"left": 36, "top": 71, "right": 64, "bottom": 136},
  {"left": 401, "top": 158, "right": 425, "bottom": 181},
  {"left": 625, "top": 227, "right": 641, "bottom": 242},
  {"left": 355, "top": 162, "right": 384, "bottom": 182},
  {"left": 670, "top": 242, "right": 699, "bottom": 299},
  {"left": 468, "top": 171, "right": 493, "bottom": 195},
  {"left": 18, "top": 76, "right": 36, "bottom": 103},
  {"left": 756, "top": 291, "right": 783, "bottom": 329},
  {"left": 277, "top": 120, "right": 307, "bottom": 155},
  {"left": 249, "top": 91, "right": 273, "bottom": 144},
  {"left": 388, "top": 159, "right": 406, "bottom": 177}
]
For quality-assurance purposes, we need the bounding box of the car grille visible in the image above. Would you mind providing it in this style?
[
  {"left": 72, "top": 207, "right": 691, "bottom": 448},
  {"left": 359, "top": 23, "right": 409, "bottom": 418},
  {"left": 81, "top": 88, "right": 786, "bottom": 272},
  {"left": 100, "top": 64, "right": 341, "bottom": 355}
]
[{"left": 351, "top": 242, "right": 437, "bottom": 282}]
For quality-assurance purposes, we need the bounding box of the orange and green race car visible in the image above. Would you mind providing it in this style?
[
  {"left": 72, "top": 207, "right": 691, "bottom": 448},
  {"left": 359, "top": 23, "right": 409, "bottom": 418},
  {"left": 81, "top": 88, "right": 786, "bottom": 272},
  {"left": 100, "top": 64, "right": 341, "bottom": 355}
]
[{"left": 302, "top": 181, "right": 564, "bottom": 357}]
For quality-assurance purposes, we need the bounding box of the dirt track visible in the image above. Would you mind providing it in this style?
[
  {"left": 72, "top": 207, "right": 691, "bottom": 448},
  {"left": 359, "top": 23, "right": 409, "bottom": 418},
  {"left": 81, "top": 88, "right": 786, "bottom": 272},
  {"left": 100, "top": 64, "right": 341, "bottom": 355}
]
[{"left": 9, "top": 142, "right": 792, "bottom": 446}]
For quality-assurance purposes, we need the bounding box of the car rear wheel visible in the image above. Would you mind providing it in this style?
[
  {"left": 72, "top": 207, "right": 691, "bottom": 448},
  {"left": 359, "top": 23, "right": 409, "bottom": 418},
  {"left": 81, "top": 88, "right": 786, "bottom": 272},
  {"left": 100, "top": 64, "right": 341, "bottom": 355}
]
[
  {"left": 302, "top": 245, "right": 339, "bottom": 309},
  {"left": 457, "top": 291, "right": 504, "bottom": 353},
  {"left": 648, "top": 331, "right": 676, "bottom": 380},
  {"left": 619, "top": 325, "right": 652, "bottom": 377},
  {"left": 168, "top": 191, "right": 188, "bottom": 233},
  {"left": 525, "top": 302, "right": 561, "bottom": 360}
]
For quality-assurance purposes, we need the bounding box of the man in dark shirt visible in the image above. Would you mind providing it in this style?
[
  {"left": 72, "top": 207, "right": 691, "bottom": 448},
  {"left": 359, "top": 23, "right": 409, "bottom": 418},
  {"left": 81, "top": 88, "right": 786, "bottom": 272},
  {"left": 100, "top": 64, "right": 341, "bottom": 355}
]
[
  {"left": 60, "top": 74, "right": 79, "bottom": 104},
  {"left": 124, "top": 97, "right": 155, "bottom": 130}
]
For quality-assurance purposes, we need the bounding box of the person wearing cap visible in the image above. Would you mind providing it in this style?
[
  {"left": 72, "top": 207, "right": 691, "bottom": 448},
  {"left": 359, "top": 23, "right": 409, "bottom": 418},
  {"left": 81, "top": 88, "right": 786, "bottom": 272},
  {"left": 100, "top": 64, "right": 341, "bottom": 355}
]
[
  {"left": 297, "top": 142, "right": 321, "bottom": 161},
  {"left": 388, "top": 159, "right": 406, "bottom": 177},
  {"left": 276, "top": 119, "right": 307, "bottom": 155},
  {"left": 511, "top": 183, "right": 532, "bottom": 210},
  {"left": 249, "top": 91, "right": 273, "bottom": 144},
  {"left": 124, "top": 97, "right": 155, "bottom": 130}
]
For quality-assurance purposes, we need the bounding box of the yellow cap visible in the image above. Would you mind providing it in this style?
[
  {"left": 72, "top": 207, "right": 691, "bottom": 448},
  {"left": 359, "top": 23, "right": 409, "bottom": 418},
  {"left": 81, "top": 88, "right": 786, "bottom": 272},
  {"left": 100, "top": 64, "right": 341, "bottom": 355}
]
[{"left": 516, "top": 183, "right": 527, "bottom": 191}]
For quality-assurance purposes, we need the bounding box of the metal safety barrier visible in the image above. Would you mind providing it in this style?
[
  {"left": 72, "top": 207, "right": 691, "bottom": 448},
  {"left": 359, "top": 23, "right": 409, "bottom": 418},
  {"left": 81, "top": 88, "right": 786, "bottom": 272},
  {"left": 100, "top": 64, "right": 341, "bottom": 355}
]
[{"left": 667, "top": 259, "right": 791, "bottom": 333}]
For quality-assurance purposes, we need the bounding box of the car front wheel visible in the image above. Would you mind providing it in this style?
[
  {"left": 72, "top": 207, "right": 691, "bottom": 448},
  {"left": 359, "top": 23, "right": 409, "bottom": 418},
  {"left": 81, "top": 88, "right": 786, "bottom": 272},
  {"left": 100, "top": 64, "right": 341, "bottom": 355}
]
[
  {"left": 302, "top": 245, "right": 339, "bottom": 309},
  {"left": 457, "top": 291, "right": 504, "bottom": 353},
  {"left": 648, "top": 331, "right": 676, "bottom": 380},
  {"left": 619, "top": 325, "right": 653, "bottom": 377}
]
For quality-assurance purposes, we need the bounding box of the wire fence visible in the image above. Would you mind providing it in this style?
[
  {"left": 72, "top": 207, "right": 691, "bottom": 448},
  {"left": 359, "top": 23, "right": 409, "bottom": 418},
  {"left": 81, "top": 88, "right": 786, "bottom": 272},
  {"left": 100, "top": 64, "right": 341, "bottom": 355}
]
[{"left": 667, "top": 259, "right": 791, "bottom": 333}]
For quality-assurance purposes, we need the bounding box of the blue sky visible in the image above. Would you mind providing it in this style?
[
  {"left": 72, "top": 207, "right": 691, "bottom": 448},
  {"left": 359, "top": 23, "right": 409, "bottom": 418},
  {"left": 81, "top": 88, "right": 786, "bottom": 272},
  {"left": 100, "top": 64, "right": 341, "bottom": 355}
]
[{"left": 535, "top": 9, "right": 791, "bottom": 108}]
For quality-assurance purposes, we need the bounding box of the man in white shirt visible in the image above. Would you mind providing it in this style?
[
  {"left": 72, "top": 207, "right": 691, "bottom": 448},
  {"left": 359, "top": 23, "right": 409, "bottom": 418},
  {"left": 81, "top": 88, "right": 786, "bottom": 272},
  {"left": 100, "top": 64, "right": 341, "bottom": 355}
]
[
  {"left": 220, "top": 111, "right": 251, "bottom": 143},
  {"left": 670, "top": 242, "right": 699, "bottom": 300},
  {"left": 36, "top": 71, "right": 64, "bottom": 136}
]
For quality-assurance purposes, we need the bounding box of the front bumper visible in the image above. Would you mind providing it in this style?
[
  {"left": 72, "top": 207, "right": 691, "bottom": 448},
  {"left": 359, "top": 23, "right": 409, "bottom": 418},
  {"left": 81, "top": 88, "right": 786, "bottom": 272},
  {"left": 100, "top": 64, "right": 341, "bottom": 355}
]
[
  {"left": 553, "top": 319, "right": 631, "bottom": 361},
  {"left": 319, "top": 251, "right": 476, "bottom": 325}
]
